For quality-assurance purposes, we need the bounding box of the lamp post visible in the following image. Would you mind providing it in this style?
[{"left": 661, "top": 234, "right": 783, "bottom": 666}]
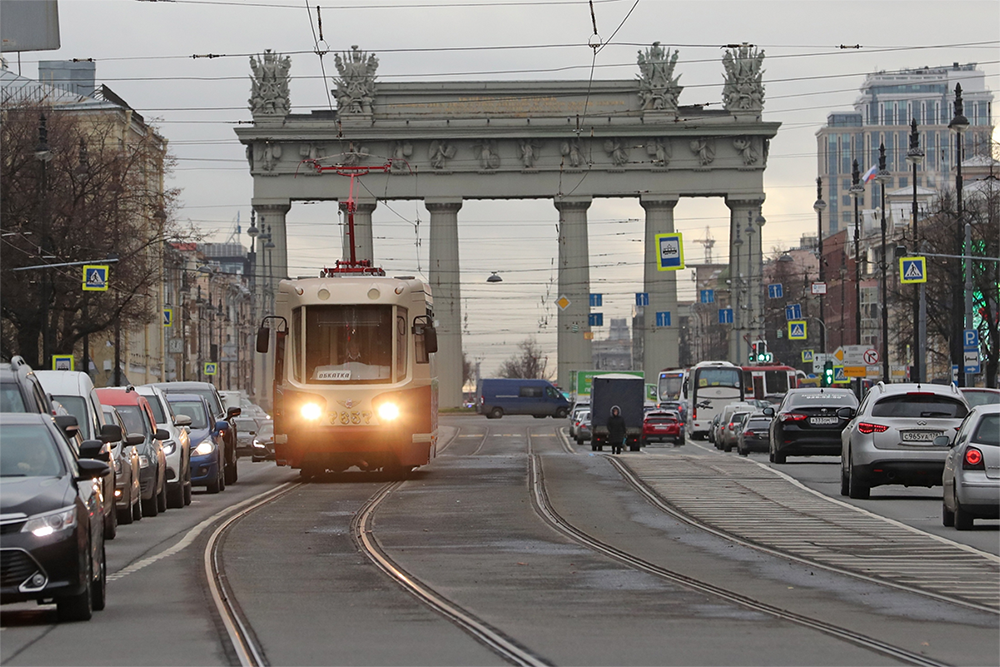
[
  {"left": 246, "top": 214, "right": 258, "bottom": 399},
  {"left": 949, "top": 83, "right": 971, "bottom": 387},
  {"left": 906, "top": 119, "right": 926, "bottom": 382},
  {"left": 35, "top": 114, "right": 53, "bottom": 370},
  {"left": 876, "top": 142, "right": 892, "bottom": 382},
  {"left": 849, "top": 160, "right": 864, "bottom": 348},
  {"left": 744, "top": 210, "right": 756, "bottom": 348},
  {"left": 813, "top": 178, "right": 827, "bottom": 354},
  {"left": 733, "top": 221, "right": 744, "bottom": 363}
]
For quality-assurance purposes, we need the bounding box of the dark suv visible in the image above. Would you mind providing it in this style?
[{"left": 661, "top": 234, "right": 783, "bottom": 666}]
[{"left": 1, "top": 357, "right": 54, "bottom": 414}]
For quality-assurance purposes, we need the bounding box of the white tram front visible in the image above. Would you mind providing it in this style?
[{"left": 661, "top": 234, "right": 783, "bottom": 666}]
[{"left": 257, "top": 267, "right": 438, "bottom": 477}]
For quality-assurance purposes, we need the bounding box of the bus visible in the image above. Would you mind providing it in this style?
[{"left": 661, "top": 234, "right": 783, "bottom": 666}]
[
  {"left": 682, "top": 361, "right": 742, "bottom": 440},
  {"left": 657, "top": 369, "right": 685, "bottom": 403},
  {"left": 740, "top": 365, "right": 797, "bottom": 403}
]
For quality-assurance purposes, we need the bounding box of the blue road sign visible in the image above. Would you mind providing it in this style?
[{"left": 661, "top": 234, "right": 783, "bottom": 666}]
[
  {"left": 163, "top": 308, "right": 173, "bottom": 327},
  {"left": 589, "top": 313, "right": 604, "bottom": 327},
  {"left": 767, "top": 283, "right": 783, "bottom": 299},
  {"left": 635, "top": 292, "right": 649, "bottom": 307},
  {"left": 589, "top": 293, "right": 603, "bottom": 308},
  {"left": 654, "top": 233, "right": 685, "bottom": 271},
  {"left": 204, "top": 362, "right": 218, "bottom": 376},
  {"left": 82, "top": 264, "right": 109, "bottom": 291},
  {"left": 700, "top": 289, "right": 715, "bottom": 304},
  {"left": 718, "top": 308, "right": 734, "bottom": 324},
  {"left": 788, "top": 320, "right": 807, "bottom": 340},
  {"left": 964, "top": 329, "right": 980, "bottom": 350},
  {"left": 801, "top": 349, "right": 814, "bottom": 363},
  {"left": 785, "top": 303, "right": 802, "bottom": 321},
  {"left": 655, "top": 311, "right": 671, "bottom": 327},
  {"left": 833, "top": 366, "right": 849, "bottom": 383},
  {"left": 899, "top": 257, "right": 927, "bottom": 284}
]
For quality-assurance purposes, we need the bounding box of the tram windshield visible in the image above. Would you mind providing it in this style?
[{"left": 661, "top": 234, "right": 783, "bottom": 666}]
[{"left": 304, "top": 305, "right": 393, "bottom": 383}]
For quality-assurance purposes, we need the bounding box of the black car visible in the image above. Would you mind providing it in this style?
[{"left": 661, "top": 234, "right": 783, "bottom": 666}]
[
  {"left": 765, "top": 388, "right": 859, "bottom": 463},
  {"left": 1, "top": 356, "right": 54, "bottom": 414},
  {"left": 0, "top": 414, "right": 110, "bottom": 622},
  {"left": 251, "top": 421, "right": 275, "bottom": 462},
  {"left": 153, "top": 382, "right": 240, "bottom": 485},
  {"left": 737, "top": 414, "right": 772, "bottom": 456}
]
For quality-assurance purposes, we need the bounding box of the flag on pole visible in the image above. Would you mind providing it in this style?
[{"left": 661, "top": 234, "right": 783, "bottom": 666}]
[{"left": 862, "top": 164, "right": 878, "bottom": 184}]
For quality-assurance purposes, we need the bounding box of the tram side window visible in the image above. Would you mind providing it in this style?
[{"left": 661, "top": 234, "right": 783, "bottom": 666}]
[
  {"left": 396, "top": 310, "right": 407, "bottom": 380},
  {"left": 305, "top": 305, "right": 393, "bottom": 383},
  {"left": 292, "top": 307, "right": 302, "bottom": 382}
]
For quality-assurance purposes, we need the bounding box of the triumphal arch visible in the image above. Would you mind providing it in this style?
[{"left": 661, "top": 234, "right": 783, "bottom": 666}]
[{"left": 237, "top": 43, "right": 778, "bottom": 408}]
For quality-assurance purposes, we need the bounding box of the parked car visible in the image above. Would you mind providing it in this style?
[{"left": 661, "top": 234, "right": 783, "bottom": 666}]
[
  {"left": 101, "top": 404, "right": 143, "bottom": 524},
  {"left": 840, "top": 382, "right": 969, "bottom": 499},
  {"left": 960, "top": 387, "right": 1000, "bottom": 409},
  {"left": 234, "top": 416, "right": 261, "bottom": 456},
  {"left": 0, "top": 413, "right": 109, "bottom": 621},
  {"left": 942, "top": 403, "right": 1000, "bottom": 530},
  {"left": 36, "top": 371, "right": 123, "bottom": 539},
  {"left": 737, "top": 413, "right": 773, "bottom": 456},
  {"left": 136, "top": 385, "right": 192, "bottom": 508},
  {"left": 251, "top": 421, "right": 275, "bottom": 462},
  {"left": 569, "top": 403, "right": 590, "bottom": 441},
  {"left": 153, "top": 382, "right": 240, "bottom": 485},
  {"left": 96, "top": 388, "right": 169, "bottom": 517},
  {"left": 657, "top": 399, "right": 687, "bottom": 423},
  {"left": 707, "top": 413, "right": 721, "bottom": 445},
  {"left": 720, "top": 411, "right": 751, "bottom": 452},
  {"left": 165, "top": 394, "right": 227, "bottom": 493},
  {"left": 714, "top": 402, "right": 758, "bottom": 449},
  {"left": 475, "top": 378, "right": 570, "bottom": 419},
  {"left": 764, "top": 388, "right": 859, "bottom": 464},
  {"left": 642, "top": 411, "right": 684, "bottom": 446},
  {"left": 1, "top": 356, "right": 54, "bottom": 414}
]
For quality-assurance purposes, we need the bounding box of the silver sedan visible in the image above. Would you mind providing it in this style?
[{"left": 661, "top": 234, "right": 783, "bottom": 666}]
[{"left": 942, "top": 403, "right": 1000, "bottom": 530}]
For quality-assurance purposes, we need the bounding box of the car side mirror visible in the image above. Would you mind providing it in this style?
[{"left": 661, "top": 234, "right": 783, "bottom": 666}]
[
  {"left": 76, "top": 458, "right": 110, "bottom": 480},
  {"left": 836, "top": 407, "right": 855, "bottom": 419},
  {"left": 256, "top": 326, "right": 270, "bottom": 353},
  {"left": 174, "top": 414, "right": 192, "bottom": 427},
  {"left": 933, "top": 434, "right": 951, "bottom": 447},
  {"left": 215, "top": 420, "right": 230, "bottom": 432},
  {"left": 226, "top": 406, "right": 242, "bottom": 419},
  {"left": 154, "top": 428, "right": 169, "bottom": 440},
  {"left": 78, "top": 439, "right": 107, "bottom": 461},
  {"left": 126, "top": 433, "right": 144, "bottom": 447},
  {"left": 762, "top": 407, "right": 774, "bottom": 417},
  {"left": 99, "top": 423, "right": 122, "bottom": 444},
  {"left": 54, "top": 414, "right": 79, "bottom": 438}
]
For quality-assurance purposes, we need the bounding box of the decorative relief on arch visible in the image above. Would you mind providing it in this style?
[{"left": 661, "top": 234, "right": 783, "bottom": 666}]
[
  {"left": 256, "top": 141, "right": 281, "bottom": 173},
  {"left": 560, "top": 138, "right": 586, "bottom": 168},
  {"left": 733, "top": 136, "right": 759, "bottom": 166},
  {"left": 722, "top": 44, "right": 765, "bottom": 112},
  {"left": 390, "top": 141, "right": 412, "bottom": 173},
  {"left": 603, "top": 138, "right": 630, "bottom": 167},
  {"left": 637, "top": 42, "right": 682, "bottom": 112},
  {"left": 689, "top": 137, "right": 715, "bottom": 167},
  {"left": 646, "top": 138, "right": 671, "bottom": 168},
  {"left": 340, "top": 141, "right": 369, "bottom": 166},
  {"left": 333, "top": 46, "right": 378, "bottom": 115},
  {"left": 428, "top": 140, "right": 456, "bottom": 169},
  {"left": 519, "top": 139, "right": 541, "bottom": 169},
  {"left": 474, "top": 140, "right": 501, "bottom": 170}
]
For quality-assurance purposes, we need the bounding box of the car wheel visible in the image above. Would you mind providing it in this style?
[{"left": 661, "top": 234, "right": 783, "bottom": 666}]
[
  {"left": 118, "top": 502, "right": 134, "bottom": 525},
  {"left": 167, "top": 482, "right": 184, "bottom": 509},
  {"left": 132, "top": 493, "right": 143, "bottom": 521},
  {"left": 555, "top": 407, "right": 568, "bottom": 419},
  {"left": 591, "top": 443, "right": 598, "bottom": 451},
  {"left": 773, "top": 449, "right": 786, "bottom": 464},
  {"left": 103, "top": 499, "right": 117, "bottom": 540},
  {"left": 840, "top": 467, "right": 850, "bottom": 497},
  {"left": 57, "top": 555, "right": 93, "bottom": 622},
  {"left": 954, "top": 494, "right": 974, "bottom": 531},
  {"left": 224, "top": 455, "right": 238, "bottom": 486},
  {"left": 142, "top": 490, "right": 159, "bottom": 517},
  {"left": 848, "top": 457, "right": 870, "bottom": 500},
  {"left": 183, "top": 477, "right": 192, "bottom": 506},
  {"left": 218, "top": 456, "right": 227, "bottom": 492},
  {"left": 489, "top": 407, "right": 503, "bottom": 419},
  {"left": 300, "top": 464, "right": 322, "bottom": 480},
  {"left": 724, "top": 441, "right": 734, "bottom": 453},
  {"left": 91, "top": 543, "right": 107, "bottom": 612},
  {"left": 206, "top": 468, "right": 221, "bottom": 494},
  {"left": 942, "top": 501, "right": 955, "bottom": 527},
  {"left": 156, "top": 476, "right": 168, "bottom": 512},
  {"left": 737, "top": 442, "right": 748, "bottom": 457}
]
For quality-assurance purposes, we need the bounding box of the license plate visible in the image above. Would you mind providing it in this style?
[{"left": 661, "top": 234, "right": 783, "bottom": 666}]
[
  {"left": 901, "top": 431, "right": 940, "bottom": 442},
  {"left": 810, "top": 417, "right": 839, "bottom": 426}
]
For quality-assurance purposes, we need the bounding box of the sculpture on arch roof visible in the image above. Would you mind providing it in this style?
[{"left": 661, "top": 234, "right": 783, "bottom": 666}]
[
  {"left": 334, "top": 45, "right": 378, "bottom": 115},
  {"left": 722, "top": 44, "right": 765, "bottom": 112},
  {"left": 636, "top": 41, "right": 683, "bottom": 112},
  {"left": 249, "top": 49, "right": 291, "bottom": 117}
]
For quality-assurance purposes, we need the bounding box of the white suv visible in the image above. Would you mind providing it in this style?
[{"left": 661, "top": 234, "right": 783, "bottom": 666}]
[
  {"left": 840, "top": 382, "right": 969, "bottom": 499},
  {"left": 136, "top": 385, "right": 192, "bottom": 508}
]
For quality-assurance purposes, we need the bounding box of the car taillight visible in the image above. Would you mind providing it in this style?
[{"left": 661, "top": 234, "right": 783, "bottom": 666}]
[
  {"left": 743, "top": 430, "right": 754, "bottom": 437},
  {"left": 692, "top": 407, "right": 697, "bottom": 419},
  {"left": 858, "top": 422, "right": 889, "bottom": 434},
  {"left": 963, "top": 447, "right": 985, "bottom": 470},
  {"left": 779, "top": 412, "right": 807, "bottom": 422}
]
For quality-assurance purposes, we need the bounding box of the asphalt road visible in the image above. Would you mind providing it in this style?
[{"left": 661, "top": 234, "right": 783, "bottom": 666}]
[{"left": 2, "top": 415, "right": 997, "bottom": 666}]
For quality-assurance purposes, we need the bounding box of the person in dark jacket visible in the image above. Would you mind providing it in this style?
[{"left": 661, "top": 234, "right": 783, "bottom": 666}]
[{"left": 607, "top": 405, "right": 627, "bottom": 454}]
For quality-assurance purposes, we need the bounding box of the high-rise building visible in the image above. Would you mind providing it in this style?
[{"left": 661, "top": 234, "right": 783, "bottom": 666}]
[{"left": 816, "top": 62, "right": 994, "bottom": 235}]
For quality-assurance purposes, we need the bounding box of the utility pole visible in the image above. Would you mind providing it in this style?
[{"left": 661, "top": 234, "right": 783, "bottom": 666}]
[{"left": 814, "top": 177, "right": 827, "bottom": 354}]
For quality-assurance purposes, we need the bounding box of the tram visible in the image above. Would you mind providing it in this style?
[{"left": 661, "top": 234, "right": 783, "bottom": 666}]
[{"left": 256, "top": 162, "right": 439, "bottom": 477}]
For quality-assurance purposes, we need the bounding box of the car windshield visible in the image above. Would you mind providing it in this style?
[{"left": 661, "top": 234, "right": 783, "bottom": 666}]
[
  {"left": 646, "top": 416, "right": 677, "bottom": 424},
  {"left": 257, "top": 423, "right": 274, "bottom": 438},
  {"left": 1, "top": 382, "right": 27, "bottom": 412},
  {"left": 53, "top": 395, "right": 94, "bottom": 440},
  {"left": 144, "top": 395, "right": 167, "bottom": 423},
  {"left": 972, "top": 415, "right": 1000, "bottom": 446},
  {"left": 871, "top": 395, "right": 968, "bottom": 419},
  {"left": 746, "top": 419, "right": 771, "bottom": 430},
  {"left": 115, "top": 405, "right": 150, "bottom": 437},
  {"left": 235, "top": 418, "right": 258, "bottom": 432},
  {"left": 169, "top": 400, "right": 209, "bottom": 430},
  {"left": 964, "top": 391, "right": 1000, "bottom": 408},
  {"left": 0, "top": 424, "right": 65, "bottom": 477}
]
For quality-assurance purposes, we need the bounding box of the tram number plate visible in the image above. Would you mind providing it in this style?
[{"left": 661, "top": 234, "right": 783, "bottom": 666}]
[
  {"left": 810, "top": 417, "right": 839, "bottom": 426},
  {"left": 901, "top": 431, "right": 940, "bottom": 442},
  {"left": 331, "top": 411, "right": 373, "bottom": 425}
]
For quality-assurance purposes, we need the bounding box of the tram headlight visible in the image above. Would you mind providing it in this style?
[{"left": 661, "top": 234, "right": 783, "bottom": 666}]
[
  {"left": 377, "top": 402, "right": 400, "bottom": 422},
  {"left": 300, "top": 402, "right": 323, "bottom": 421}
]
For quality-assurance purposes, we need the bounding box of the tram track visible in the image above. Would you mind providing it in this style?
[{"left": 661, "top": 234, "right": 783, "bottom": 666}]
[{"left": 527, "top": 430, "right": 952, "bottom": 667}]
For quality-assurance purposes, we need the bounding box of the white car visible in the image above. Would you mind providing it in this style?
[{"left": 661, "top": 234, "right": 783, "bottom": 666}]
[
  {"left": 136, "top": 385, "right": 192, "bottom": 508},
  {"left": 942, "top": 403, "right": 1000, "bottom": 530}
]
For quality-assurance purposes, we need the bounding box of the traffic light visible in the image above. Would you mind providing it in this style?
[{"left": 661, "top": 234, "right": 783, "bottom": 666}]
[
  {"left": 749, "top": 340, "right": 772, "bottom": 364},
  {"left": 822, "top": 360, "right": 834, "bottom": 387}
]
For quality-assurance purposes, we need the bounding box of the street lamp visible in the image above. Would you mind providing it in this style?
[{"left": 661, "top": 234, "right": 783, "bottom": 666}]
[
  {"left": 949, "top": 83, "right": 971, "bottom": 387},
  {"left": 849, "top": 160, "right": 864, "bottom": 350},
  {"left": 876, "top": 143, "right": 892, "bottom": 382},
  {"left": 744, "top": 211, "right": 756, "bottom": 345},
  {"left": 813, "top": 178, "right": 827, "bottom": 354},
  {"left": 35, "top": 114, "right": 53, "bottom": 370},
  {"left": 733, "top": 221, "right": 744, "bottom": 364},
  {"left": 906, "top": 119, "right": 926, "bottom": 382}
]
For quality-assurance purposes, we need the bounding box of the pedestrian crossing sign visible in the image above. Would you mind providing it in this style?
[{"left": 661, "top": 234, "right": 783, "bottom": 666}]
[
  {"left": 801, "top": 349, "right": 814, "bottom": 363},
  {"left": 833, "top": 366, "right": 850, "bottom": 383},
  {"left": 204, "top": 362, "right": 218, "bottom": 376},
  {"left": 82, "top": 265, "right": 109, "bottom": 291},
  {"left": 899, "top": 256, "right": 927, "bottom": 284},
  {"left": 788, "top": 320, "right": 807, "bottom": 340}
]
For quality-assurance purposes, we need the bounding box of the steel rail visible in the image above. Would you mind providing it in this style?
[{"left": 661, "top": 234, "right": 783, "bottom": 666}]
[
  {"left": 525, "top": 449, "right": 950, "bottom": 667},
  {"left": 352, "top": 480, "right": 553, "bottom": 667}
]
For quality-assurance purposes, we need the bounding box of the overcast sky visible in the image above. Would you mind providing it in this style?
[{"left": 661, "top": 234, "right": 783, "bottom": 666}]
[{"left": 10, "top": 0, "right": 999, "bottom": 376}]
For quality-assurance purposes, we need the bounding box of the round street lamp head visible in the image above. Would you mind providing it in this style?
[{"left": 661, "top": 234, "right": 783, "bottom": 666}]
[
  {"left": 949, "top": 83, "right": 969, "bottom": 134},
  {"left": 813, "top": 199, "right": 827, "bottom": 213},
  {"left": 247, "top": 221, "right": 259, "bottom": 238},
  {"left": 486, "top": 272, "right": 502, "bottom": 283}
]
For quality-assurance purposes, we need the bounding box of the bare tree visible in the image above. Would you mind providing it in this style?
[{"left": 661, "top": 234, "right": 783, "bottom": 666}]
[{"left": 496, "top": 337, "right": 550, "bottom": 379}]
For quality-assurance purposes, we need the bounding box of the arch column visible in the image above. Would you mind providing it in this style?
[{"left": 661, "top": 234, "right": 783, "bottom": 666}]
[
  {"left": 251, "top": 200, "right": 290, "bottom": 412},
  {"left": 338, "top": 199, "right": 376, "bottom": 263},
  {"left": 426, "top": 198, "right": 463, "bottom": 409},
  {"left": 725, "top": 196, "right": 765, "bottom": 364},
  {"left": 554, "top": 196, "right": 592, "bottom": 391},
  {"left": 641, "top": 196, "right": 680, "bottom": 379}
]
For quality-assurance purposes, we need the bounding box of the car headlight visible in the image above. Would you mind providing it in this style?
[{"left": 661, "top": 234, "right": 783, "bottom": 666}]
[
  {"left": 113, "top": 458, "right": 122, "bottom": 474},
  {"left": 194, "top": 441, "right": 215, "bottom": 456},
  {"left": 139, "top": 455, "right": 150, "bottom": 468},
  {"left": 300, "top": 402, "right": 323, "bottom": 421},
  {"left": 22, "top": 506, "right": 77, "bottom": 537},
  {"left": 162, "top": 440, "right": 176, "bottom": 456},
  {"left": 377, "top": 402, "right": 400, "bottom": 422},
  {"left": 252, "top": 438, "right": 264, "bottom": 448}
]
